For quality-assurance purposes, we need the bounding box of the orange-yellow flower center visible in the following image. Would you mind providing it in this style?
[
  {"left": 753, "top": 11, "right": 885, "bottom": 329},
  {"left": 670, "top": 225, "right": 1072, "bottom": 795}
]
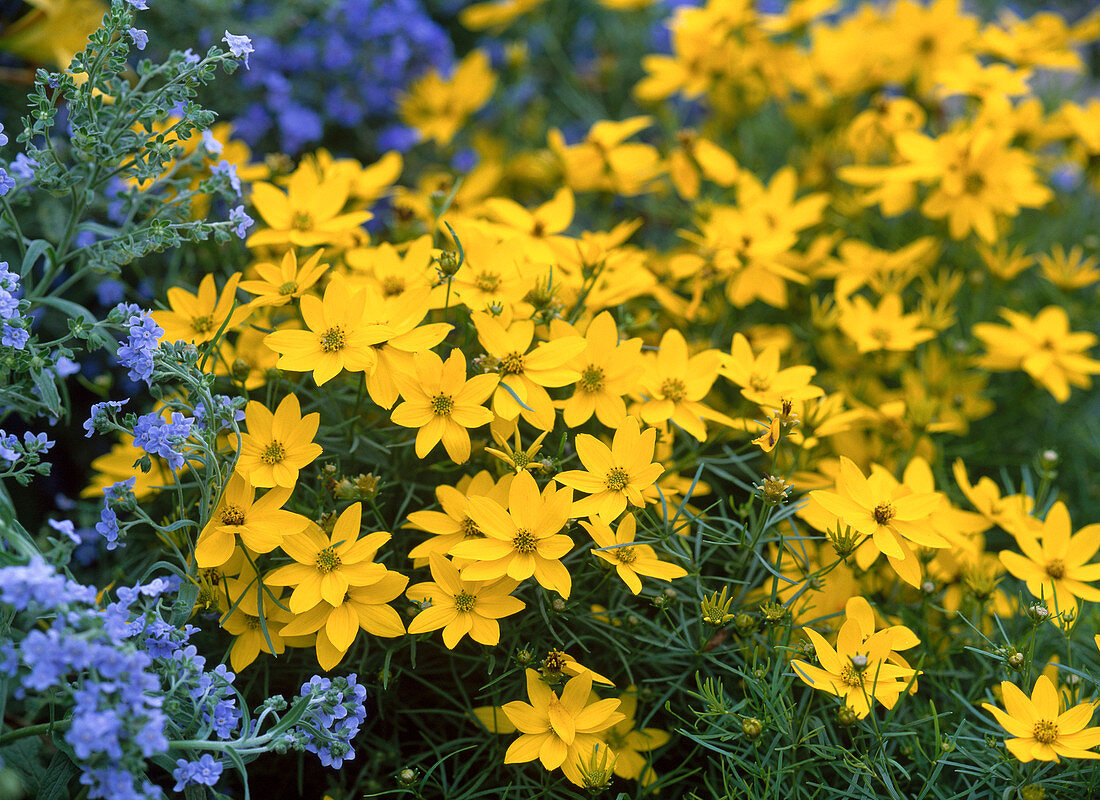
[
  {"left": 605, "top": 467, "right": 630, "bottom": 492},
  {"left": 1046, "top": 559, "right": 1066, "bottom": 579},
  {"left": 964, "top": 173, "right": 985, "bottom": 195},
  {"left": 453, "top": 590, "right": 476, "bottom": 612},
  {"left": 315, "top": 546, "right": 342, "bottom": 574},
  {"left": 320, "top": 326, "right": 346, "bottom": 353},
  {"left": 512, "top": 451, "right": 532, "bottom": 469},
  {"left": 261, "top": 441, "right": 286, "bottom": 465},
  {"left": 1033, "top": 719, "right": 1058, "bottom": 744},
  {"left": 512, "top": 528, "right": 537, "bottom": 554},
  {"left": 872, "top": 503, "right": 895, "bottom": 525},
  {"left": 749, "top": 373, "right": 770, "bottom": 392},
  {"left": 292, "top": 211, "right": 314, "bottom": 231},
  {"left": 579, "top": 365, "right": 606, "bottom": 392},
  {"left": 475, "top": 272, "right": 502, "bottom": 293},
  {"left": 840, "top": 665, "right": 864, "bottom": 688},
  {"left": 246, "top": 615, "right": 263, "bottom": 630},
  {"left": 221, "top": 504, "right": 246, "bottom": 526},
  {"left": 500, "top": 352, "right": 526, "bottom": 375},
  {"left": 278, "top": 281, "right": 298, "bottom": 296},
  {"left": 382, "top": 276, "right": 405, "bottom": 297},
  {"left": 870, "top": 327, "right": 892, "bottom": 344},
  {"left": 660, "top": 377, "right": 687, "bottom": 402},
  {"left": 460, "top": 517, "right": 482, "bottom": 539},
  {"left": 614, "top": 545, "right": 637, "bottom": 565},
  {"left": 191, "top": 314, "right": 214, "bottom": 334},
  {"left": 430, "top": 393, "right": 455, "bottom": 416}
]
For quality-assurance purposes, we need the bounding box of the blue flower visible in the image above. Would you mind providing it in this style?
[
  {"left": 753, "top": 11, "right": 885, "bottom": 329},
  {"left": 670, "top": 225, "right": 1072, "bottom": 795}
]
[
  {"left": 229, "top": 205, "right": 254, "bottom": 239},
  {"left": 47, "top": 519, "right": 81, "bottom": 544},
  {"left": 173, "top": 754, "right": 223, "bottom": 791},
  {"left": 10, "top": 153, "right": 37, "bottom": 181},
  {"left": 127, "top": 27, "right": 148, "bottom": 50},
  {"left": 2, "top": 323, "right": 28, "bottom": 349},
  {"left": 211, "top": 160, "right": 241, "bottom": 195},
  {"left": 125, "top": 0, "right": 150, "bottom": 9},
  {"left": 132, "top": 411, "right": 193, "bottom": 471},
  {"left": 223, "top": 31, "right": 255, "bottom": 68},
  {"left": 84, "top": 399, "right": 128, "bottom": 437}
]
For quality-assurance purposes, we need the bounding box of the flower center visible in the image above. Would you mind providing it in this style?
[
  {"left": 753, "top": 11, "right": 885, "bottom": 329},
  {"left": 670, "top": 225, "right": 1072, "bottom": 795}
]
[
  {"left": 512, "top": 451, "right": 532, "bottom": 469},
  {"left": 840, "top": 664, "right": 864, "bottom": 688},
  {"left": 615, "top": 545, "right": 637, "bottom": 564},
  {"left": 315, "top": 546, "right": 342, "bottom": 574},
  {"left": 382, "top": 276, "right": 405, "bottom": 297},
  {"left": 453, "top": 590, "right": 476, "bottom": 612},
  {"left": 277, "top": 281, "right": 298, "bottom": 296},
  {"left": 500, "top": 352, "right": 526, "bottom": 375},
  {"left": 870, "top": 326, "right": 892, "bottom": 344},
  {"left": 542, "top": 648, "right": 568, "bottom": 672},
  {"left": 872, "top": 502, "right": 895, "bottom": 525},
  {"left": 512, "top": 528, "right": 537, "bottom": 554},
  {"left": 1046, "top": 558, "right": 1066, "bottom": 579},
  {"left": 964, "top": 173, "right": 985, "bottom": 195},
  {"left": 221, "top": 504, "right": 246, "bottom": 526},
  {"left": 191, "top": 314, "right": 214, "bottom": 334},
  {"left": 261, "top": 441, "right": 286, "bottom": 465},
  {"left": 579, "top": 365, "right": 606, "bottom": 393},
  {"left": 292, "top": 211, "right": 314, "bottom": 231},
  {"left": 430, "top": 393, "right": 454, "bottom": 416},
  {"left": 476, "top": 272, "right": 502, "bottom": 293},
  {"left": 460, "top": 517, "right": 482, "bottom": 539},
  {"left": 1033, "top": 719, "right": 1059, "bottom": 744},
  {"left": 749, "top": 373, "right": 770, "bottom": 392},
  {"left": 246, "top": 615, "right": 263, "bottom": 630},
  {"left": 660, "top": 377, "right": 687, "bottom": 402},
  {"left": 605, "top": 467, "right": 630, "bottom": 492},
  {"left": 319, "top": 326, "right": 346, "bottom": 353}
]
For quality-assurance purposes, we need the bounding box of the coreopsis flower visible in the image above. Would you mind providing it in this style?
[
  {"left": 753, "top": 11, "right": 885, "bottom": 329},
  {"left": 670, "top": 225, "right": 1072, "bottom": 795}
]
[
  {"left": 666, "top": 129, "right": 739, "bottom": 200},
  {"left": 1036, "top": 245, "right": 1100, "bottom": 290},
  {"left": 220, "top": 578, "right": 293, "bottom": 671},
  {"left": 482, "top": 187, "right": 575, "bottom": 263},
  {"left": 791, "top": 596, "right": 920, "bottom": 719},
  {"left": 214, "top": 326, "right": 278, "bottom": 390},
  {"left": 555, "top": 312, "right": 643, "bottom": 429},
  {"left": 999, "top": 501, "right": 1100, "bottom": 622},
  {"left": 582, "top": 513, "right": 687, "bottom": 595},
  {"left": 238, "top": 250, "right": 329, "bottom": 308},
  {"left": 399, "top": 50, "right": 497, "bottom": 147},
  {"left": 265, "top": 504, "right": 389, "bottom": 613},
  {"left": 235, "top": 394, "right": 322, "bottom": 489},
  {"left": 808, "top": 457, "right": 946, "bottom": 587},
  {"left": 722, "top": 332, "right": 823, "bottom": 409},
  {"left": 485, "top": 428, "right": 549, "bottom": 475},
  {"left": 153, "top": 273, "right": 250, "bottom": 345},
  {"left": 391, "top": 349, "right": 497, "bottom": 464},
  {"left": 472, "top": 312, "right": 585, "bottom": 431},
  {"left": 952, "top": 459, "right": 1037, "bottom": 537},
  {"left": 982, "top": 676, "right": 1100, "bottom": 762},
  {"left": 406, "top": 553, "right": 525, "bottom": 648},
  {"left": 449, "top": 470, "right": 574, "bottom": 598},
  {"left": 195, "top": 474, "right": 309, "bottom": 568},
  {"left": 540, "top": 649, "right": 614, "bottom": 687},
  {"left": 246, "top": 169, "right": 370, "bottom": 249},
  {"left": 599, "top": 687, "right": 671, "bottom": 786},
  {"left": 502, "top": 670, "right": 626, "bottom": 787},
  {"left": 976, "top": 241, "right": 1034, "bottom": 281},
  {"left": 556, "top": 417, "right": 664, "bottom": 520},
  {"left": 406, "top": 471, "right": 513, "bottom": 565},
  {"left": 547, "top": 116, "right": 663, "bottom": 196},
  {"left": 345, "top": 237, "right": 437, "bottom": 303},
  {"left": 750, "top": 413, "right": 781, "bottom": 452},
  {"left": 263, "top": 281, "right": 393, "bottom": 386},
  {"left": 836, "top": 294, "right": 935, "bottom": 353},
  {"left": 637, "top": 329, "right": 727, "bottom": 442},
  {"left": 459, "top": 0, "right": 546, "bottom": 31},
  {"left": 973, "top": 306, "right": 1100, "bottom": 402},
  {"left": 441, "top": 229, "right": 531, "bottom": 313},
  {"left": 279, "top": 570, "right": 408, "bottom": 670}
]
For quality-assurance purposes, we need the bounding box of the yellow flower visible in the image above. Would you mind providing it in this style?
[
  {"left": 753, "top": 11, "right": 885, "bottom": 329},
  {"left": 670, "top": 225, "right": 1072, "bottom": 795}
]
[
  {"left": 399, "top": 50, "right": 497, "bottom": 147},
  {"left": 1036, "top": 244, "right": 1100, "bottom": 291},
  {"left": 502, "top": 670, "right": 626, "bottom": 787},
  {"left": 557, "top": 311, "right": 643, "bottom": 429},
  {"left": 459, "top": 0, "right": 546, "bottom": 31},
  {"left": 482, "top": 187, "right": 575, "bottom": 264},
  {"left": 472, "top": 312, "right": 585, "bottom": 431},
  {"left": 195, "top": 474, "right": 309, "bottom": 568},
  {"left": 751, "top": 413, "right": 781, "bottom": 453},
  {"left": 0, "top": 0, "right": 104, "bottom": 68},
  {"left": 973, "top": 306, "right": 1100, "bottom": 402},
  {"left": 556, "top": 417, "right": 664, "bottom": 521},
  {"left": 808, "top": 457, "right": 945, "bottom": 587},
  {"left": 485, "top": 428, "right": 549, "bottom": 474},
  {"left": 279, "top": 570, "right": 408, "bottom": 670},
  {"left": 598, "top": 687, "right": 671, "bottom": 786},
  {"left": 449, "top": 470, "right": 574, "bottom": 598},
  {"left": 238, "top": 250, "right": 329, "bottom": 308},
  {"left": 976, "top": 241, "right": 1034, "bottom": 281},
  {"left": 791, "top": 596, "right": 920, "bottom": 719},
  {"left": 548, "top": 117, "right": 662, "bottom": 196},
  {"left": 266, "top": 504, "right": 390, "bottom": 614},
  {"left": 247, "top": 169, "right": 370, "bottom": 249},
  {"left": 582, "top": 513, "right": 687, "bottom": 595},
  {"left": 952, "top": 459, "right": 1037, "bottom": 537},
  {"left": 153, "top": 273, "right": 250, "bottom": 345},
  {"left": 345, "top": 236, "right": 437, "bottom": 303},
  {"left": 638, "top": 329, "right": 727, "bottom": 442},
  {"left": 263, "top": 281, "right": 393, "bottom": 386},
  {"left": 406, "top": 471, "right": 514, "bottom": 565},
  {"left": 666, "top": 129, "right": 739, "bottom": 200},
  {"left": 235, "top": 393, "right": 322, "bottom": 489},
  {"left": 406, "top": 553, "right": 525, "bottom": 648},
  {"left": 836, "top": 294, "right": 935, "bottom": 353},
  {"left": 722, "top": 332, "right": 823, "bottom": 409},
  {"left": 982, "top": 675, "right": 1100, "bottom": 762},
  {"left": 219, "top": 577, "right": 293, "bottom": 672},
  {"left": 390, "top": 348, "right": 497, "bottom": 464},
  {"left": 998, "top": 501, "right": 1100, "bottom": 622}
]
